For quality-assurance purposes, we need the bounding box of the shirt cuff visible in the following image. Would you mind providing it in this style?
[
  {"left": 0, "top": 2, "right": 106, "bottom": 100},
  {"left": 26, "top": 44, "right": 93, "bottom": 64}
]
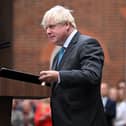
[{"left": 57, "top": 72, "right": 61, "bottom": 84}]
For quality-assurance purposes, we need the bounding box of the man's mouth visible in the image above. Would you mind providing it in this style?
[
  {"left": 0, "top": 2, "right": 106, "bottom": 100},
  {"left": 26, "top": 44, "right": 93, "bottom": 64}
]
[{"left": 48, "top": 35, "right": 55, "bottom": 39}]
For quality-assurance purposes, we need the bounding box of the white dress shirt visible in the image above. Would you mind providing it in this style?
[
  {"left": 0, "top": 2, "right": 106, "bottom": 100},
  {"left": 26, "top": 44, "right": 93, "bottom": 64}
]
[{"left": 114, "top": 101, "right": 126, "bottom": 126}]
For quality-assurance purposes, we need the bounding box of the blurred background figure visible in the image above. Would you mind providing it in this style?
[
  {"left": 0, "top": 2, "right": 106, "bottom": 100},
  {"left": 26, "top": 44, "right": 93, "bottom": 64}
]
[
  {"left": 117, "top": 80, "right": 126, "bottom": 102},
  {"left": 109, "top": 87, "right": 118, "bottom": 102},
  {"left": 34, "top": 98, "right": 52, "bottom": 126},
  {"left": 113, "top": 81, "right": 126, "bottom": 126},
  {"left": 29, "top": 100, "right": 39, "bottom": 113},
  {"left": 21, "top": 100, "right": 34, "bottom": 126},
  {"left": 101, "top": 82, "right": 116, "bottom": 126},
  {"left": 11, "top": 99, "right": 24, "bottom": 126}
]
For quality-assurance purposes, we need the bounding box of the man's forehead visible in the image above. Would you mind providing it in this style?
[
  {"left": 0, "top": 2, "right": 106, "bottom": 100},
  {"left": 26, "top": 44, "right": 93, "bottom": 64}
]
[{"left": 45, "top": 18, "right": 56, "bottom": 25}]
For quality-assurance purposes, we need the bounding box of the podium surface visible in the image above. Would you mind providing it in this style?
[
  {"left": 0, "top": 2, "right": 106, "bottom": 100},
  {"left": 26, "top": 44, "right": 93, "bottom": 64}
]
[{"left": 0, "top": 67, "right": 51, "bottom": 126}]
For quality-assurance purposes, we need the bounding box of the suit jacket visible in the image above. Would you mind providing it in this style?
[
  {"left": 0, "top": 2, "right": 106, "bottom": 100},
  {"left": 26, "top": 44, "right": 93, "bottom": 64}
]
[
  {"left": 51, "top": 32, "right": 108, "bottom": 126},
  {"left": 104, "top": 98, "right": 116, "bottom": 126}
]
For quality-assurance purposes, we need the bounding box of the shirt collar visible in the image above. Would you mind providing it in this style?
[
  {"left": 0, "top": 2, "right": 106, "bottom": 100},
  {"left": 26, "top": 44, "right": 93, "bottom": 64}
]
[{"left": 63, "top": 29, "right": 77, "bottom": 49}]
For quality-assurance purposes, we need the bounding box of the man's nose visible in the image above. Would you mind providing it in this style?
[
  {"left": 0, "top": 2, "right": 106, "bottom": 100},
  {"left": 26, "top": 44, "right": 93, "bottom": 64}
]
[{"left": 46, "top": 27, "right": 52, "bottom": 34}]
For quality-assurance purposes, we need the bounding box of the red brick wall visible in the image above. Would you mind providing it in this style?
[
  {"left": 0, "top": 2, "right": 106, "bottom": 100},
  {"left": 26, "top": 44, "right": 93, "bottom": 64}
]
[{"left": 12, "top": 0, "right": 126, "bottom": 86}]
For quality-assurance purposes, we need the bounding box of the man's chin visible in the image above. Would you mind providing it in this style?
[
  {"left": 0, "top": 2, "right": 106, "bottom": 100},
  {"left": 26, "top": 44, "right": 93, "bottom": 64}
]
[
  {"left": 48, "top": 39, "right": 62, "bottom": 46},
  {"left": 49, "top": 40, "right": 57, "bottom": 44}
]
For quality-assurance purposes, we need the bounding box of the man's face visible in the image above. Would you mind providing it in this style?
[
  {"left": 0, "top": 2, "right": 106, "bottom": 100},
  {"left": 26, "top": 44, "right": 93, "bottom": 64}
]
[
  {"left": 44, "top": 21, "right": 69, "bottom": 46},
  {"left": 117, "top": 82, "right": 126, "bottom": 101},
  {"left": 100, "top": 83, "right": 108, "bottom": 97}
]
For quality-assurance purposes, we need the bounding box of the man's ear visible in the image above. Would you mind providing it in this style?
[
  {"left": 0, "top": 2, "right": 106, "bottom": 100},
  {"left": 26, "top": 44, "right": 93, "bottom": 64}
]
[{"left": 65, "top": 22, "right": 71, "bottom": 31}]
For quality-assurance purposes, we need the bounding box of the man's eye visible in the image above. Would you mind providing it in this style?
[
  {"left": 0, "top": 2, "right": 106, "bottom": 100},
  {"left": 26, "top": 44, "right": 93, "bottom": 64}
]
[{"left": 49, "top": 25, "right": 56, "bottom": 29}]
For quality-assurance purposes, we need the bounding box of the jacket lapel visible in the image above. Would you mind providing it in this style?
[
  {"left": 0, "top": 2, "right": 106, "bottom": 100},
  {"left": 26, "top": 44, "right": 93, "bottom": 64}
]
[
  {"left": 51, "top": 32, "right": 80, "bottom": 70},
  {"left": 58, "top": 32, "right": 80, "bottom": 69}
]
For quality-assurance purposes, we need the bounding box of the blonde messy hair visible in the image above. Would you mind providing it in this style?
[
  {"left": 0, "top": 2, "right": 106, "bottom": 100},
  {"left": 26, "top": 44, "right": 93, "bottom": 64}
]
[{"left": 41, "top": 5, "right": 77, "bottom": 29}]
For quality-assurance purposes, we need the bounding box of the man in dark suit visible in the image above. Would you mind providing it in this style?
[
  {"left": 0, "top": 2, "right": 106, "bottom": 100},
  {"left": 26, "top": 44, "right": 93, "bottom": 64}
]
[
  {"left": 39, "top": 5, "right": 108, "bottom": 126},
  {"left": 101, "top": 82, "right": 116, "bottom": 126},
  {"left": 105, "top": 99, "right": 116, "bottom": 126}
]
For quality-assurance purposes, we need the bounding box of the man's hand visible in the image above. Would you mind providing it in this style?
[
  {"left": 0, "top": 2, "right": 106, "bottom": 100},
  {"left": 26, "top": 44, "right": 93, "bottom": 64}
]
[{"left": 39, "top": 70, "right": 59, "bottom": 84}]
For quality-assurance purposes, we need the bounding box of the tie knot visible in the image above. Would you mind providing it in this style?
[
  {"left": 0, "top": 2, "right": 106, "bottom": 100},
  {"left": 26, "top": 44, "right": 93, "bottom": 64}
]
[{"left": 60, "top": 47, "right": 65, "bottom": 52}]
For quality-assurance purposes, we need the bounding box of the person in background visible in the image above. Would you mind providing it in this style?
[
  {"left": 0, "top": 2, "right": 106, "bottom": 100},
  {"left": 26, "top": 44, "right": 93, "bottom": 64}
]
[
  {"left": 117, "top": 80, "right": 126, "bottom": 102},
  {"left": 109, "top": 87, "right": 118, "bottom": 102},
  {"left": 101, "top": 82, "right": 116, "bottom": 126},
  {"left": 113, "top": 81, "right": 126, "bottom": 126},
  {"left": 11, "top": 99, "right": 24, "bottom": 126},
  {"left": 29, "top": 100, "right": 39, "bottom": 113},
  {"left": 21, "top": 100, "right": 34, "bottom": 126},
  {"left": 39, "top": 5, "right": 108, "bottom": 126},
  {"left": 34, "top": 98, "right": 52, "bottom": 126}
]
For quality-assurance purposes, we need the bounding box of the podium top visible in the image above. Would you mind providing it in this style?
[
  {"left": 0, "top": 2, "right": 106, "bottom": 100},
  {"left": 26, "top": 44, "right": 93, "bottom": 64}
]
[{"left": 0, "top": 67, "right": 41, "bottom": 84}]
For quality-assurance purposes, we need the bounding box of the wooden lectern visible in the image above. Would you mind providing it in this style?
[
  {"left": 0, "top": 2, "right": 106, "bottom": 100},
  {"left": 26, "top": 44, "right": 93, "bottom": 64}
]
[
  {"left": 0, "top": 0, "right": 50, "bottom": 126},
  {"left": 0, "top": 67, "right": 51, "bottom": 126}
]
